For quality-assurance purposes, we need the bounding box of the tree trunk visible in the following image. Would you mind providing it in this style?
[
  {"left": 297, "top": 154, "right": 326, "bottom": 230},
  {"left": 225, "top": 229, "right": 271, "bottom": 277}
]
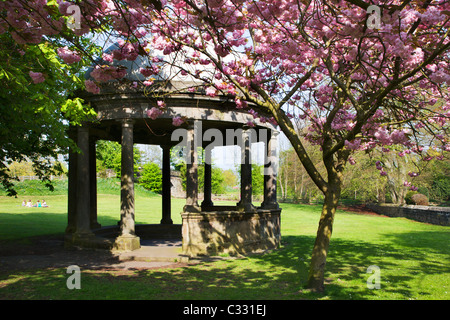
[{"left": 306, "top": 183, "right": 341, "bottom": 292}]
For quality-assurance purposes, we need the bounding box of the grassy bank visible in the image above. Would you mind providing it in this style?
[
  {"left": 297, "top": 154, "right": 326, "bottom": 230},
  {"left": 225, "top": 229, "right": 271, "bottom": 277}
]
[{"left": 0, "top": 192, "right": 449, "bottom": 300}]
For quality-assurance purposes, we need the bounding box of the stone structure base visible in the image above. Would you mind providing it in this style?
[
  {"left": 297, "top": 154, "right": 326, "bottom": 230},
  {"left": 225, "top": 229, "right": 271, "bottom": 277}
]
[
  {"left": 181, "top": 209, "right": 281, "bottom": 257},
  {"left": 113, "top": 235, "right": 141, "bottom": 252}
]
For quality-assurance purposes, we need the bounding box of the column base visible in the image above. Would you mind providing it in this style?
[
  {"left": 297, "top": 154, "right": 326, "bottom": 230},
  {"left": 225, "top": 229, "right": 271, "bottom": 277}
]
[
  {"left": 90, "top": 221, "right": 102, "bottom": 229},
  {"left": 201, "top": 200, "right": 214, "bottom": 208},
  {"left": 260, "top": 202, "right": 279, "bottom": 209},
  {"left": 113, "top": 235, "right": 141, "bottom": 252},
  {"left": 237, "top": 201, "right": 256, "bottom": 212},
  {"left": 72, "top": 231, "right": 96, "bottom": 242},
  {"left": 65, "top": 231, "right": 113, "bottom": 250},
  {"left": 160, "top": 218, "right": 173, "bottom": 225},
  {"left": 183, "top": 205, "right": 202, "bottom": 213}
]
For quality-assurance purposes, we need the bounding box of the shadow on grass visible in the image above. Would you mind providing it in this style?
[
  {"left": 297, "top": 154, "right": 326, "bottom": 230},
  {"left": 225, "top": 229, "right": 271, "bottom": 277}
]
[{"left": 1, "top": 229, "right": 449, "bottom": 300}]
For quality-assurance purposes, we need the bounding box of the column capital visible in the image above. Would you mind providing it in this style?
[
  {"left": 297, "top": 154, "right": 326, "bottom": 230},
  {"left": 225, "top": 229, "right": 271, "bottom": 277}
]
[
  {"left": 161, "top": 144, "right": 172, "bottom": 151},
  {"left": 121, "top": 119, "right": 135, "bottom": 127},
  {"left": 270, "top": 130, "right": 280, "bottom": 141},
  {"left": 77, "top": 124, "right": 90, "bottom": 134}
]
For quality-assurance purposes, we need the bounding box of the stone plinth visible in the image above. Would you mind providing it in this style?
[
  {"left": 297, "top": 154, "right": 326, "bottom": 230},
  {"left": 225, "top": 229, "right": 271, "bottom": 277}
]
[
  {"left": 181, "top": 209, "right": 281, "bottom": 257},
  {"left": 113, "top": 235, "right": 141, "bottom": 252}
]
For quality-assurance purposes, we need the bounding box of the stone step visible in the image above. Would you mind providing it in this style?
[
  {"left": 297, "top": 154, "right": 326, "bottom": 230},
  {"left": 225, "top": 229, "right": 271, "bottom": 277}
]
[{"left": 117, "top": 245, "right": 190, "bottom": 263}]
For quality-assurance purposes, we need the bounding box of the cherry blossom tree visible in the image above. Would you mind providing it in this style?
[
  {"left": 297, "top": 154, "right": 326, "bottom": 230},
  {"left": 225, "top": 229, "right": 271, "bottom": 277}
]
[
  {"left": 1, "top": 0, "right": 449, "bottom": 292},
  {"left": 145, "top": 0, "right": 450, "bottom": 292}
]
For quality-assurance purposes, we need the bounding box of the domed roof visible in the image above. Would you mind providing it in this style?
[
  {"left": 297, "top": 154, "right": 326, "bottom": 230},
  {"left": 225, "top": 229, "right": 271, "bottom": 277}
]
[
  {"left": 85, "top": 42, "right": 163, "bottom": 82},
  {"left": 85, "top": 42, "right": 207, "bottom": 87}
]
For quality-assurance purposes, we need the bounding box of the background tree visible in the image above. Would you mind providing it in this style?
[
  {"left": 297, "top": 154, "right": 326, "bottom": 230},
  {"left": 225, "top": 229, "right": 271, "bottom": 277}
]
[
  {"left": 139, "top": 162, "right": 162, "bottom": 193},
  {"left": 96, "top": 140, "right": 143, "bottom": 177},
  {"left": 222, "top": 169, "right": 238, "bottom": 189},
  {"left": 0, "top": 32, "right": 96, "bottom": 196}
]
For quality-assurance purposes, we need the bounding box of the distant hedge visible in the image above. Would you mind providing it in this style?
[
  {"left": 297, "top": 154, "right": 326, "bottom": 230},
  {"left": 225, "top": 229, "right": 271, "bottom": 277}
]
[{"left": 0, "top": 178, "right": 158, "bottom": 197}]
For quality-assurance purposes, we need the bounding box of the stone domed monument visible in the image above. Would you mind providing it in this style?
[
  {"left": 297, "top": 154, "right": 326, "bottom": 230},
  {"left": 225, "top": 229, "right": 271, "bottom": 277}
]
[{"left": 65, "top": 42, "right": 281, "bottom": 256}]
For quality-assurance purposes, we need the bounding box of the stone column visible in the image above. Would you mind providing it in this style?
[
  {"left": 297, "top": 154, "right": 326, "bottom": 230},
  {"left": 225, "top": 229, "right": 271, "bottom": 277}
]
[
  {"left": 201, "top": 147, "right": 214, "bottom": 208},
  {"left": 89, "top": 138, "right": 101, "bottom": 229},
  {"left": 238, "top": 126, "right": 255, "bottom": 211},
  {"left": 261, "top": 130, "right": 279, "bottom": 209},
  {"left": 73, "top": 125, "right": 95, "bottom": 240},
  {"left": 161, "top": 145, "right": 173, "bottom": 224},
  {"left": 114, "top": 119, "right": 140, "bottom": 251},
  {"left": 66, "top": 126, "right": 77, "bottom": 236},
  {"left": 183, "top": 123, "right": 200, "bottom": 212}
]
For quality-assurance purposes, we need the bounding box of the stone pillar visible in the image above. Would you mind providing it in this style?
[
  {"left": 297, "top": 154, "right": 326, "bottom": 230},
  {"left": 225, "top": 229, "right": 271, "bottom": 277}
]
[
  {"left": 161, "top": 145, "right": 173, "bottom": 224},
  {"left": 238, "top": 126, "right": 255, "bottom": 211},
  {"left": 73, "top": 125, "right": 95, "bottom": 240},
  {"left": 114, "top": 119, "right": 140, "bottom": 251},
  {"left": 201, "top": 147, "right": 214, "bottom": 208},
  {"left": 66, "top": 126, "right": 77, "bottom": 236},
  {"left": 262, "top": 130, "right": 279, "bottom": 209},
  {"left": 183, "top": 123, "right": 200, "bottom": 212},
  {"left": 89, "top": 138, "right": 101, "bottom": 229}
]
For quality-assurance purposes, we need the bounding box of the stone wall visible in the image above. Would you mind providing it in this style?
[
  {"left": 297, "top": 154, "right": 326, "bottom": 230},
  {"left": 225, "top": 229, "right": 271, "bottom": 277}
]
[
  {"left": 181, "top": 209, "right": 281, "bottom": 256},
  {"left": 366, "top": 204, "right": 450, "bottom": 226}
]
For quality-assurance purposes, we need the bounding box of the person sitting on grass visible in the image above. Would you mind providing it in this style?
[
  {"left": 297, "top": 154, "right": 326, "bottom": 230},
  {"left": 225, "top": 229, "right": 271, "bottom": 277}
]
[
  {"left": 41, "top": 200, "right": 48, "bottom": 207},
  {"left": 26, "top": 200, "right": 32, "bottom": 207}
]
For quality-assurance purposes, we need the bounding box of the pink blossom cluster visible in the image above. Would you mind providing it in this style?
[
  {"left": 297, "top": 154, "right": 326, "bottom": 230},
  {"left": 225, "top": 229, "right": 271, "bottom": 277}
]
[
  {"left": 146, "top": 101, "right": 166, "bottom": 120},
  {"left": 85, "top": 80, "right": 100, "bottom": 94},
  {"left": 29, "top": 71, "right": 45, "bottom": 84},
  {"left": 140, "top": 65, "right": 160, "bottom": 78},
  {"left": 57, "top": 46, "right": 81, "bottom": 64},
  {"left": 147, "top": 0, "right": 449, "bottom": 163},
  {"left": 90, "top": 65, "right": 128, "bottom": 82},
  {"left": 375, "top": 161, "right": 387, "bottom": 177}
]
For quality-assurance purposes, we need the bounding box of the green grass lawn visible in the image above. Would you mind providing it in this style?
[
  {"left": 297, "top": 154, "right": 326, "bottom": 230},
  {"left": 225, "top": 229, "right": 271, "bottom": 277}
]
[{"left": 0, "top": 192, "right": 449, "bottom": 300}]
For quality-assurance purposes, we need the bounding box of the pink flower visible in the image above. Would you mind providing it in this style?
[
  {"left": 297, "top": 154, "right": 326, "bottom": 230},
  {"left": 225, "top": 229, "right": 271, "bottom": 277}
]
[
  {"left": 85, "top": 80, "right": 100, "bottom": 94},
  {"left": 344, "top": 139, "right": 361, "bottom": 150},
  {"left": 147, "top": 107, "right": 163, "bottom": 120},
  {"left": 376, "top": 161, "right": 383, "bottom": 170},
  {"left": 29, "top": 71, "right": 45, "bottom": 84},
  {"left": 57, "top": 46, "right": 81, "bottom": 64},
  {"left": 235, "top": 98, "right": 247, "bottom": 109},
  {"left": 380, "top": 171, "right": 387, "bottom": 176},
  {"left": 90, "top": 66, "right": 127, "bottom": 82},
  {"left": 157, "top": 101, "right": 166, "bottom": 108},
  {"left": 140, "top": 66, "right": 159, "bottom": 77},
  {"left": 205, "top": 86, "right": 217, "bottom": 97},
  {"left": 172, "top": 116, "right": 184, "bottom": 126},
  {"left": 102, "top": 53, "right": 114, "bottom": 63},
  {"left": 246, "top": 121, "right": 256, "bottom": 127}
]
